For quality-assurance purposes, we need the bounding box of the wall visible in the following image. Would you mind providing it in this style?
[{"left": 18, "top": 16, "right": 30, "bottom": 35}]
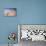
[{"left": 0, "top": 0, "right": 46, "bottom": 44}]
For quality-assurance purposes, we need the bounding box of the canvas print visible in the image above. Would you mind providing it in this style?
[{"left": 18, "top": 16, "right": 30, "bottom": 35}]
[{"left": 4, "top": 8, "right": 16, "bottom": 16}]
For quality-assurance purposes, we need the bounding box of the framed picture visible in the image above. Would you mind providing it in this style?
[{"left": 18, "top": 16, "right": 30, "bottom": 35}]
[{"left": 4, "top": 8, "right": 16, "bottom": 16}]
